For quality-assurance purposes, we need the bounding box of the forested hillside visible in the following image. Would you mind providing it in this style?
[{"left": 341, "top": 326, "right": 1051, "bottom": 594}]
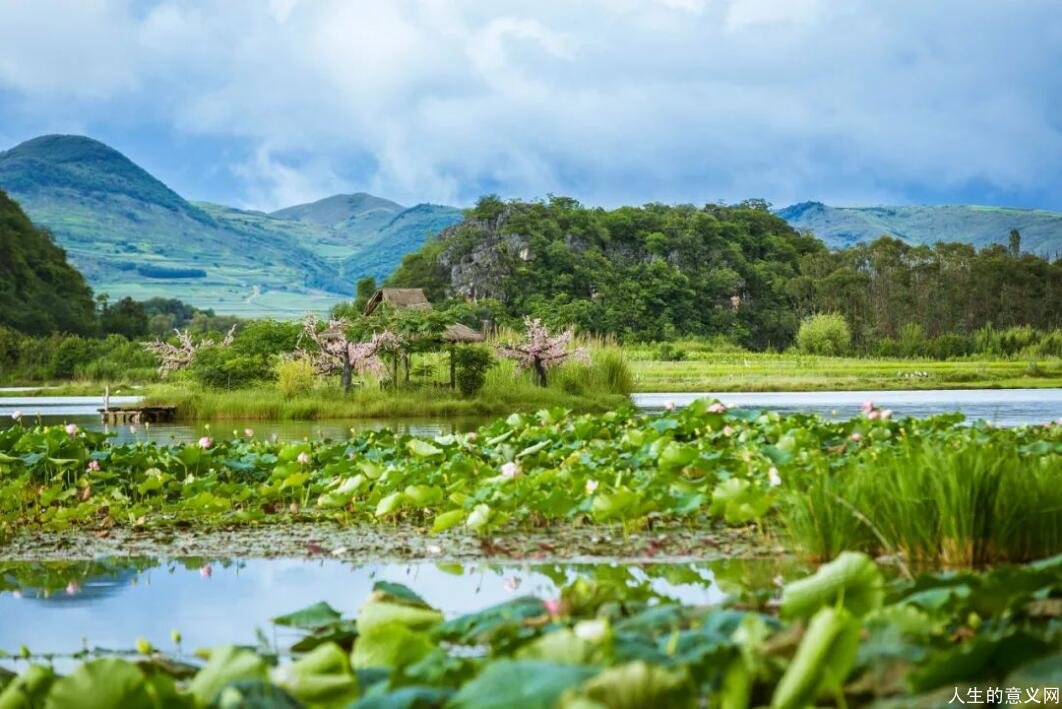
[
  {"left": 388, "top": 196, "right": 823, "bottom": 348},
  {"left": 389, "top": 196, "right": 1062, "bottom": 349},
  {"left": 0, "top": 190, "right": 96, "bottom": 335}
]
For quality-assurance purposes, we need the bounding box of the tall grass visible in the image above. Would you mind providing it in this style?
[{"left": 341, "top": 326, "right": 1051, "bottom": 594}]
[
  {"left": 780, "top": 441, "right": 1062, "bottom": 566},
  {"left": 146, "top": 350, "right": 633, "bottom": 421}
]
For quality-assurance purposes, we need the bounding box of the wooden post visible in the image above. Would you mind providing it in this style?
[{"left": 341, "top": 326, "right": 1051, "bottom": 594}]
[{"left": 449, "top": 344, "right": 456, "bottom": 389}]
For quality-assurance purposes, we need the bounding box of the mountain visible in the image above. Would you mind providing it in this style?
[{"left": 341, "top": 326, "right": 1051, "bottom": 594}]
[
  {"left": 0, "top": 135, "right": 461, "bottom": 317},
  {"left": 777, "top": 201, "right": 1062, "bottom": 256},
  {"left": 271, "top": 195, "right": 463, "bottom": 280},
  {"left": 271, "top": 192, "right": 404, "bottom": 226},
  {"left": 0, "top": 189, "right": 96, "bottom": 335}
]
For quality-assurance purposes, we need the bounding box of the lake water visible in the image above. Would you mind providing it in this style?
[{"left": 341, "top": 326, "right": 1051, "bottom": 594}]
[
  {"left": 0, "top": 388, "right": 1058, "bottom": 442},
  {"left": 634, "top": 388, "right": 1062, "bottom": 427},
  {"left": 0, "top": 557, "right": 798, "bottom": 667}
]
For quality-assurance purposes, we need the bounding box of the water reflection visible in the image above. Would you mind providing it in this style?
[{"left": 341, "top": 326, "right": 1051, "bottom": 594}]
[{"left": 0, "top": 556, "right": 804, "bottom": 664}]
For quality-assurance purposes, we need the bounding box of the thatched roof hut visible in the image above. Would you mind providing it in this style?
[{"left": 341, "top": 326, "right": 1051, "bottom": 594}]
[
  {"left": 363, "top": 288, "right": 431, "bottom": 316},
  {"left": 443, "top": 323, "right": 485, "bottom": 343}
]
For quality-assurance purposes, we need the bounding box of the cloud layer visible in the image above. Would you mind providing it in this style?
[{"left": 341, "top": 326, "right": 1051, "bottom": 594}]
[{"left": 1, "top": 0, "right": 1060, "bottom": 211}]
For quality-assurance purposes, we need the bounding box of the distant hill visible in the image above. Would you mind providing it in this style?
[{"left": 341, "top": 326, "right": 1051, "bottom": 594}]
[
  {"left": 778, "top": 201, "right": 1062, "bottom": 256},
  {"left": 0, "top": 135, "right": 461, "bottom": 317},
  {"left": 271, "top": 192, "right": 404, "bottom": 226},
  {"left": 0, "top": 190, "right": 96, "bottom": 335},
  {"left": 271, "top": 195, "right": 463, "bottom": 280}
]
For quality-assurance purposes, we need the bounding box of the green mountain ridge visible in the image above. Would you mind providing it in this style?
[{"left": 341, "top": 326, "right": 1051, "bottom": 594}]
[
  {"left": 777, "top": 201, "right": 1062, "bottom": 256},
  {"left": 0, "top": 135, "right": 463, "bottom": 317},
  {"left": 0, "top": 189, "right": 96, "bottom": 335}
]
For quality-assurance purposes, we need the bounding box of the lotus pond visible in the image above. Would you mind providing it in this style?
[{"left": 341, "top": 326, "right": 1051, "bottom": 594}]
[
  {"left": 1, "top": 401, "right": 1061, "bottom": 706},
  {"left": 1, "top": 553, "right": 1059, "bottom": 707}
]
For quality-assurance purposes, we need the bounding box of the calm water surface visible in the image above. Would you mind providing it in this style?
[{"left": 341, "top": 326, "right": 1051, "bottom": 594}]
[
  {"left": 0, "top": 557, "right": 798, "bottom": 666},
  {"left": 634, "top": 388, "right": 1062, "bottom": 427},
  {"left": 1, "top": 388, "right": 1058, "bottom": 441}
]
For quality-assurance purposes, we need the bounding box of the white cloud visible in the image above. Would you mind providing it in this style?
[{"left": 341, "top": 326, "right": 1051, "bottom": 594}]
[{"left": 0, "top": 0, "right": 1059, "bottom": 210}]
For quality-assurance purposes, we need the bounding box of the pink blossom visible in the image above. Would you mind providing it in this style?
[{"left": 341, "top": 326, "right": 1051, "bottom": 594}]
[
  {"left": 585, "top": 479, "right": 599, "bottom": 495},
  {"left": 880, "top": 409, "right": 893, "bottom": 420},
  {"left": 65, "top": 581, "right": 80, "bottom": 596},
  {"left": 860, "top": 400, "right": 875, "bottom": 413},
  {"left": 86, "top": 460, "right": 100, "bottom": 472},
  {"left": 544, "top": 598, "right": 562, "bottom": 616},
  {"left": 867, "top": 410, "right": 880, "bottom": 420},
  {"left": 707, "top": 402, "right": 727, "bottom": 414},
  {"left": 466, "top": 432, "right": 478, "bottom": 441},
  {"left": 723, "top": 425, "right": 734, "bottom": 436},
  {"left": 501, "top": 461, "right": 521, "bottom": 479},
  {"left": 496, "top": 318, "right": 589, "bottom": 384},
  {"left": 10, "top": 410, "right": 22, "bottom": 422},
  {"left": 850, "top": 432, "right": 863, "bottom": 442},
  {"left": 244, "top": 428, "right": 254, "bottom": 438},
  {"left": 664, "top": 400, "right": 676, "bottom": 411},
  {"left": 198, "top": 436, "right": 213, "bottom": 450},
  {"left": 199, "top": 565, "right": 212, "bottom": 578},
  {"left": 503, "top": 577, "right": 521, "bottom": 592},
  {"left": 65, "top": 423, "right": 79, "bottom": 437},
  {"left": 297, "top": 451, "right": 311, "bottom": 465}
]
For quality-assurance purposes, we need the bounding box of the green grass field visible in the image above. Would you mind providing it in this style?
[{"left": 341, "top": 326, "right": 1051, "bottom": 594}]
[{"left": 625, "top": 351, "right": 1062, "bottom": 392}]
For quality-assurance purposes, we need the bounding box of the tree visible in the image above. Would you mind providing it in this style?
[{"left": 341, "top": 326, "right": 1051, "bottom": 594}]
[
  {"left": 298, "top": 315, "right": 396, "bottom": 391},
  {"left": 142, "top": 326, "right": 236, "bottom": 377},
  {"left": 497, "top": 317, "right": 588, "bottom": 386},
  {"left": 100, "top": 297, "right": 148, "bottom": 339},
  {"left": 1009, "top": 229, "right": 1022, "bottom": 258}
]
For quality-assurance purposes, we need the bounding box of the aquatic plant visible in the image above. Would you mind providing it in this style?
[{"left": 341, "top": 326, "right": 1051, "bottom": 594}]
[
  {"left": 1, "top": 553, "right": 1058, "bottom": 707},
  {"left": 1, "top": 403, "right": 1058, "bottom": 565}
]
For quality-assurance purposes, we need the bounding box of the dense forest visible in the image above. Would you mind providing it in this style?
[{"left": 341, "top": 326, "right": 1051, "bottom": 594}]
[
  {"left": 389, "top": 196, "right": 1062, "bottom": 349},
  {"left": 0, "top": 190, "right": 96, "bottom": 335}
]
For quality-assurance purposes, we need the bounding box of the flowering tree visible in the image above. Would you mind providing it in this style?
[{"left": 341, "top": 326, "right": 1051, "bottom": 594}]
[
  {"left": 497, "top": 317, "right": 588, "bottom": 386},
  {"left": 142, "top": 325, "right": 236, "bottom": 377},
  {"left": 298, "top": 315, "right": 399, "bottom": 391}
]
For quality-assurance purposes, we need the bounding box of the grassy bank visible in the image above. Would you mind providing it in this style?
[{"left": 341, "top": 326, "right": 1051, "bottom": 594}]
[
  {"left": 626, "top": 350, "right": 1062, "bottom": 392},
  {"left": 144, "top": 357, "right": 632, "bottom": 420}
]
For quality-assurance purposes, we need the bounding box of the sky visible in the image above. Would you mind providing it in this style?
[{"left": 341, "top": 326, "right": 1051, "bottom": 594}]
[{"left": 0, "top": 0, "right": 1060, "bottom": 212}]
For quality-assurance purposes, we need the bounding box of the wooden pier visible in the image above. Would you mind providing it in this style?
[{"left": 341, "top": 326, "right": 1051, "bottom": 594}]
[{"left": 98, "top": 405, "right": 177, "bottom": 424}]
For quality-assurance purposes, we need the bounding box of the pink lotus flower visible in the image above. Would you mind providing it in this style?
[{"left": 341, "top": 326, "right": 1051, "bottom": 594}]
[
  {"left": 198, "top": 436, "right": 213, "bottom": 450},
  {"left": 503, "top": 576, "right": 521, "bottom": 592},
  {"left": 199, "top": 565, "right": 212, "bottom": 578},
  {"left": 466, "top": 432, "right": 478, "bottom": 441},
  {"left": 501, "top": 461, "right": 521, "bottom": 479},
  {"left": 544, "top": 598, "right": 562, "bottom": 616},
  {"left": 244, "top": 428, "right": 254, "bottom": 438},
  {"left": 850, "top": 432, "right": 863, "bottom": 442},
  {"left": 585, "top": 479, "right": 599, "bottom": 495},
  {"left": 297, "top": 451, "right": 311, "bottom": 465},
  {"left": 708, "top": 402, "right": 727, "bottom": 414},
  {"left": 723, "top": 425, "right": 734, "bottom": 436},
  {"left": 880, "top": 409, "right": 893, "bottom": 420},
  {"left": 860, "top": 400, "right": 875, "bottom": 413},
  {"left": 65, "top": 423, "right": 79, "bottom": 437},
  {"left": 664, "top": 400, "right": 676, "bottom": 411},
  {"left": 867, "top": 410, "right": 880, "bottom": 420},
  {"left": 86, "top": 460, "right": 100, "bottom": 472},
  {"left": 65, "top": 581, "right": 80, "bottom": 596},
  {"left": 10, "top": 410, "right": 22, "bottom": 422}
]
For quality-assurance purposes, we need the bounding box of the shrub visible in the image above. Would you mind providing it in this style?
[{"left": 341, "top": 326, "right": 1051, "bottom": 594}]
[
  {"left": 453, "top": 346, "right": 494, "bottom": 397},
  {"left": 190, "top": 347, "right": 265, "bottom": 389},
  {"left": 795, "top": 313, "right": 851, "bottom": 356},
  {"left": 276, "top": 358, "right": 317, "bottom": 399},
  {"left": 656, "top": 342, "right": 687, "bottom": 362},
  {"left": 233, "top": 320, "right": 302, "bottom": 359}
]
